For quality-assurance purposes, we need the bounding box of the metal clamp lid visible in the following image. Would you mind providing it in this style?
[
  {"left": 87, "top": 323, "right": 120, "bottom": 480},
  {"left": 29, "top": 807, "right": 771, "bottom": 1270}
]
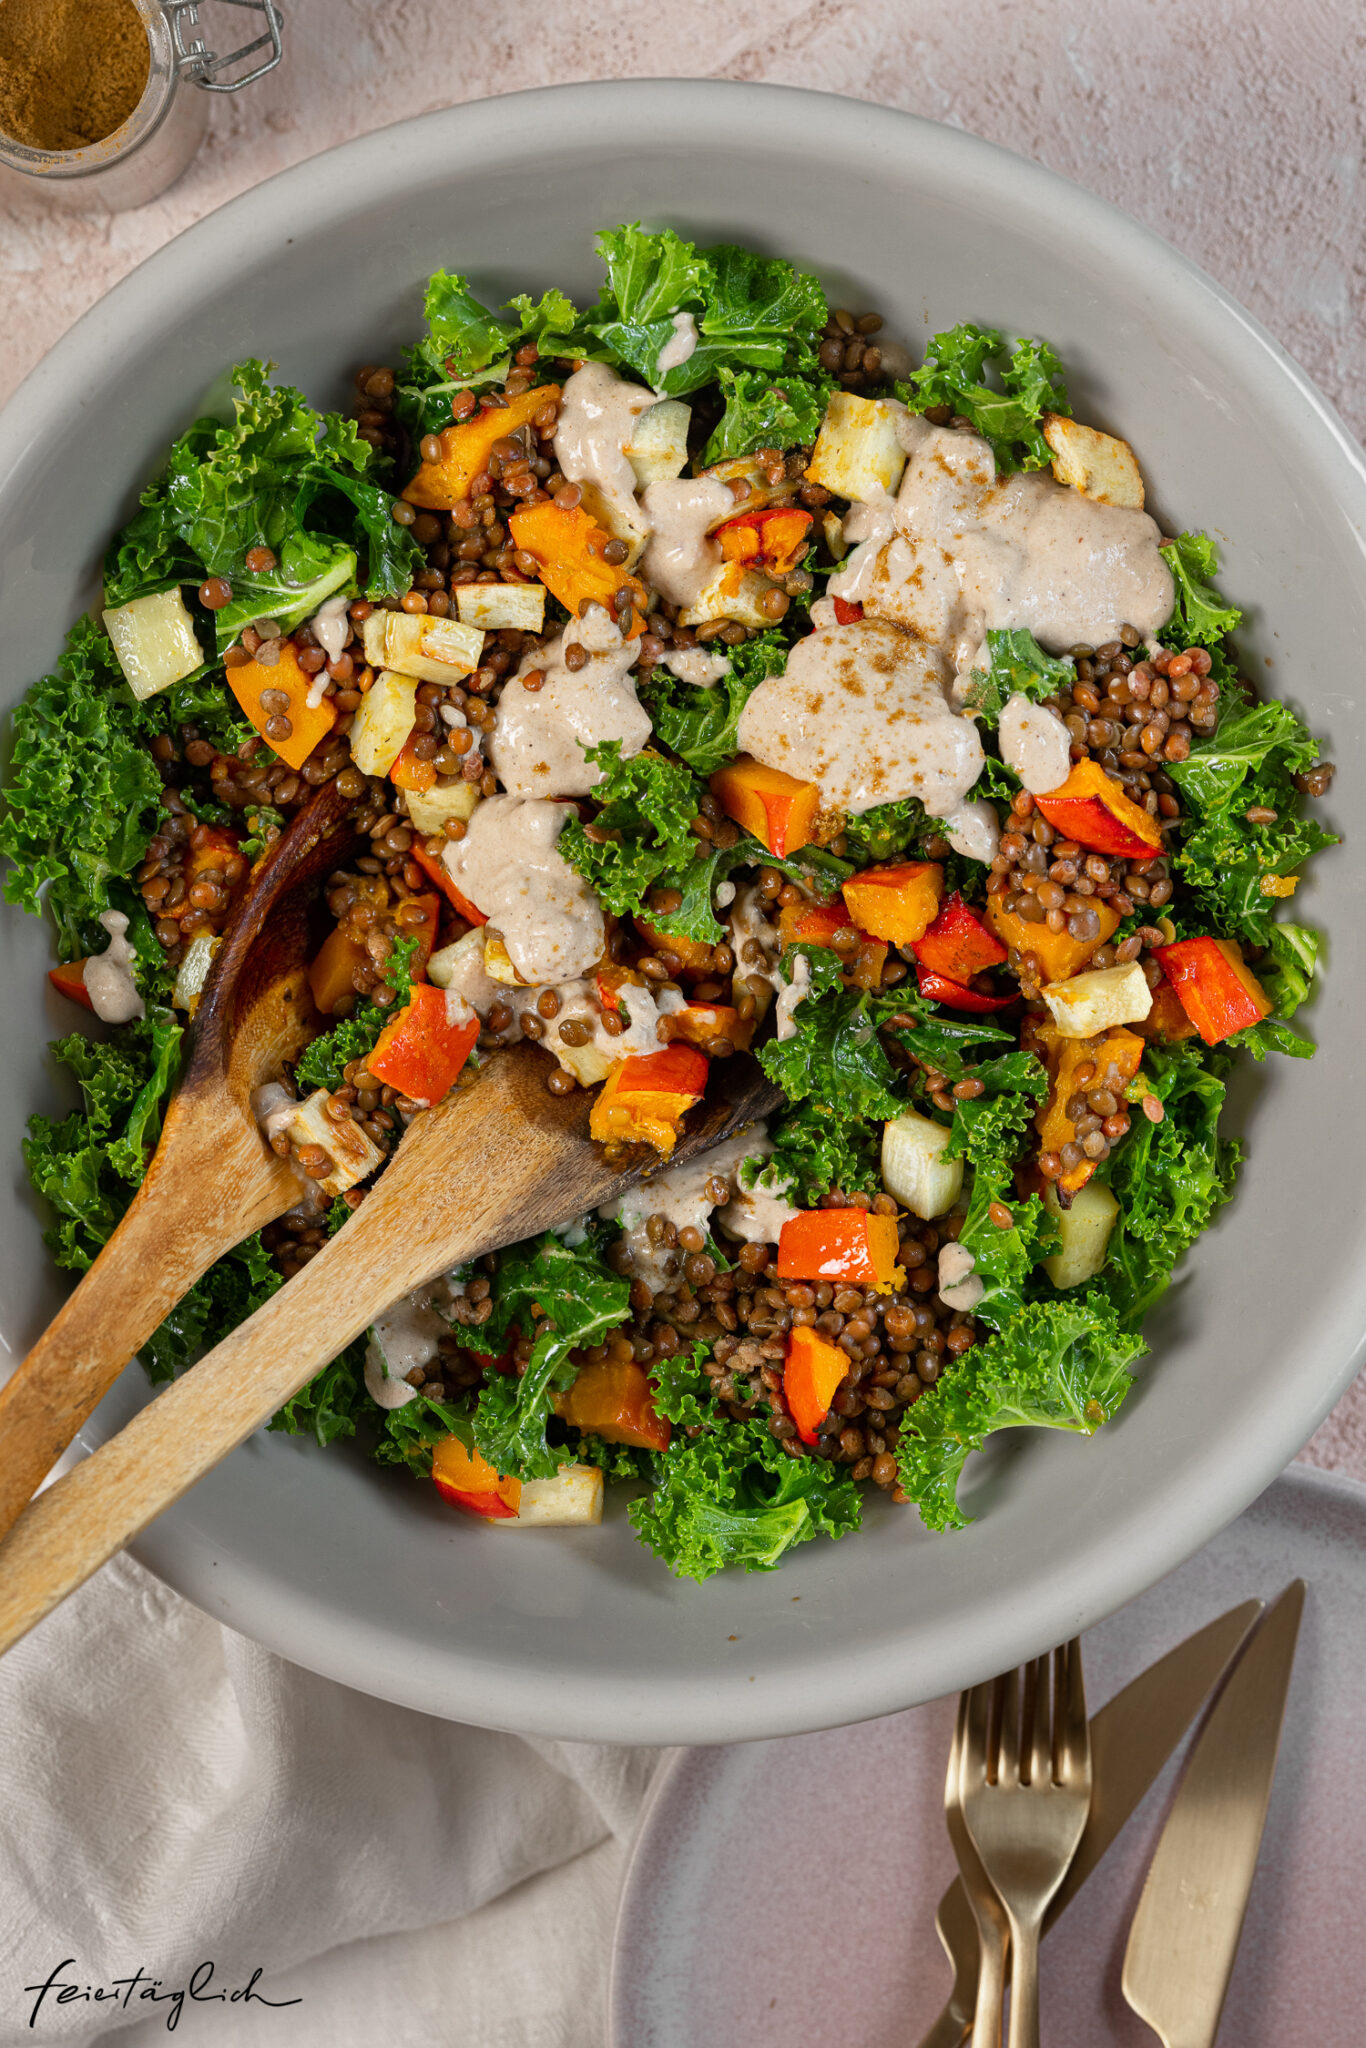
[{"left": 165, "top": 0, "right": 285, "bottom": 93}]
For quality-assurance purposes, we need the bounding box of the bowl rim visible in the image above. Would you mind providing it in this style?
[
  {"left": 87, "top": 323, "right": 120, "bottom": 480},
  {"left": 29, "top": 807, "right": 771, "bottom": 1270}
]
[{"left": 4, "top": 78, "right": 1364, "bottom": 1743}]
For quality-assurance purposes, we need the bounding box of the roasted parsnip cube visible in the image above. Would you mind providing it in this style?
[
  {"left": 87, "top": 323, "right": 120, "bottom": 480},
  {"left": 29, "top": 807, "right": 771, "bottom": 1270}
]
[
  {"left": 1042, "top": 414, "right": 1145, "bottom": 509},
  {"left": 488, "top": 1462, "right": 604, "bottom": 1527},
  {"left": 571, "top": 480, "right": 650, "bottom": 570},
  {"left": 403, "top": 778, "right": 482, "bottom": 836},
  {"left": 287, "top": 1087, "right": 385, "bottom": 1198},
  {"left": 102, "top": 589, "right": 204, "bottom": 700},
  {"left": 366, "top": 611, "right": 484, "bottom": 685},
  {"left": 482, "top": 930, "right": 528, "bottom": 985},
  {"left": 627, "top": 399, "right": 691, "bottom": 486},
  {"left": 349, "top": 670, "right": 418, "bottom": 778},
  {"left": 806, "top": 393, "right": 908, "bottom": 503},
  {"left": 678, "top": 562, "right": 780, "bottom": 630},
  {"left": 700, "top": 454, "right": 795, "bottom": 524},
  {"left": 454, "top": 583, "right": 547, "bottom": 633},
  {"left": 1041, "top": 960, "right": 1153, "bottom": 1038},
  {"left": 171, "top": 931, "right": 220, "bottom": 1016},
  {"left": 1043, "top": 1179, "right": 1120, "bottom": 1289},
  {"left": 881, "top": 1109, "right": 963, "bottom": 1220},
  {"left": 551, "top": 1033, "right": 617, "bottom": 1088}
]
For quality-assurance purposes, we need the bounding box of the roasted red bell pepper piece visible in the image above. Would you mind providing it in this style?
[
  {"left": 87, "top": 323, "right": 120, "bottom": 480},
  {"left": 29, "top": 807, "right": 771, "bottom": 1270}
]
[
  {"left": 1033, "top": 759, "right": 1164, "bottom": 859},
  {"left": 588, "top": 1044, "right": 709, "bottom": 1156},
  {"left": 776, "top": 1209, "right": 904, "bottom": 1287},
  {"left": 913, "top": 891, "right": 1008, "bottom": 982},
  {"left": 367, "top": 981, "right": 479, "bottom": 1104},
  {"left": 391, "top": 733, "right": 438, "bottom": 793},
  {"left": 432, "top": 1436, "right": 521, "bottom": 1518},
  {"left": 783, "top": 1325, "right": 852, "bottom": 1445},
  {"left": 831, "top": 597, "right": 864, "bottom": 626},
  {"left": 412, "top": 842, "right": 488, "bottom": 926},
  {"left": 556, "top": 1358, "right": 670, "bottom": 1453},
  {"left": 916, "top": 967, "right": 1017, "bottom": 1013},
  {"left": 715, "top": 506, "right": 813, "bottom": 576},
  {"left": 48, "top": 959, "right": 94, "bottom": 1011},
  {"left": 1153, "top": 936, "right": 1272, "bottom": 1045}
]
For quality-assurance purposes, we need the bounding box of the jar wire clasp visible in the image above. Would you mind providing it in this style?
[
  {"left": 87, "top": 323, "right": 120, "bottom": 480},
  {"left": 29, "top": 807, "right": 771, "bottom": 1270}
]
[{"left": 163, "top": 0, "right": 285, "bottom": 93}]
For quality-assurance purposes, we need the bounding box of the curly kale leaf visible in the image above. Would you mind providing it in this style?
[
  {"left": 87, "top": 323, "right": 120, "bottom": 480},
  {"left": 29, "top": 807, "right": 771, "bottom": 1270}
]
[
  {"left": 632, "top": 1347, "right": 861, "bottom": 1581},
  {"left": 394, "top": 273, "right": 599, "bottom": 435},
  {"left": 640, "top": 629, "right": 787, "bottom": 777},
  {"left": 897, "top": 326, "right": 1070, "bottom": 474},
  {"left": 105, "top": 360, "right": 423, "bottom": 645},
  {"left": 585, "top": 227, "right": 826, "bottom": 398},
  {"left": 942, "top": 1051, "right": 1047, "bottom": 1178},
  {"left": 1170, "top": 691, "right": 1336, "bottom": 944},
  {"left": 757, "top": 958, "right": 909, "bottom": 1123},
  {"left": 744, "top": 1096, "right": 883, "bottom": 1208},
  {"left": 466, "top": 1230, "right": 631, "bottom": 1480},
  {"left": 1159, "top": 532, "right": 1242, "bottom": 649},
  {"left": 702, "top": 366, "right": 833, "bottom": 466},
  {"left": 558, "top": 740, "right": 718, "bottom": 934},
  {"left": 0, "top": 618, "right": 166, "bottom": 959},
  {"left": 270, "top": 1342, "right": 371, "bottom": 1448},
  {"left": 1089, "top": 1042, "right": 1240, "bottom": 1329},
  {"left": 896, "top": 1299, "right": 1141, "bottom": 1532},
  {"left": 963, "top": 629, "right": 1075, "bottom": 724}
]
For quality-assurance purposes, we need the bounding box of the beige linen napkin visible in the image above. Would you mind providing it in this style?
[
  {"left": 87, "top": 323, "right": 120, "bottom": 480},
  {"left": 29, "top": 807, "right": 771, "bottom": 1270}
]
[{"left": 0, "top": 1552, "right": 661, "bottom": 2047}]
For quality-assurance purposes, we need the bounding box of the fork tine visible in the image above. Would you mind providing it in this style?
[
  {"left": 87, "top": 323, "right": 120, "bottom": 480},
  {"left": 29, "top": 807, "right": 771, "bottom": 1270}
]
[
  {"left": 1058, "top": 1637, "right": 1089, "bottom": 1780},
  {"left": 963, "top": 1676, "right": 994, "bottom": 1786},
  {"left": 997, "top": 1664, "right": 1020, "bottom": 1784},
  {"left": 1027, "top": 1654, "right": 1052, "bottom": 1788},
  {"left": 945, "top": 1692, "right": 966, "bottom": 1812}
]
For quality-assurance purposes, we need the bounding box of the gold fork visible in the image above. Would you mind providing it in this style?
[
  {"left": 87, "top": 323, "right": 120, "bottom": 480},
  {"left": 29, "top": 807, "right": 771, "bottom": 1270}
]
[
  {"left": 930, "top": 1695, "right": 1010, "bottom": 2048},
  {"left": 959, "top": 1643, "right": 1091, "bottom": 2048}
]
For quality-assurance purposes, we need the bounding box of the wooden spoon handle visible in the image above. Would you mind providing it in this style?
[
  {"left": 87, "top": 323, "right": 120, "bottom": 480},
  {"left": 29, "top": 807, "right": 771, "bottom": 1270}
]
[
  {"left": 0, "top": 1106, "right": 296, "bottom": 1547},
  {"left": 0, "top": 1045, "right": 779, "bottom": 1658}
]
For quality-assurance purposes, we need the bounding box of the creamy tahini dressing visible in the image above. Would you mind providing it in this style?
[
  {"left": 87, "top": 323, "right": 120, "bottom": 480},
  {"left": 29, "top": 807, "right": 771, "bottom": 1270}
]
[
  {"left": 998, "top": 692, "right": 1073, "bottom": 795},
  {"left": 940, "top": 796, "right": 1001, "bottom": 864},
  {"left": 736, "top": 617, "right": 984, "bottom": 818},
  {"left": 774, "top": 953, "right": 811, "bottom": 1041},
  {"left": 730, "top": 883, "right": 784, "bottom": 1001},
  {"left": 82, "top": 911, "right": 145, "bottom": 1024},
  {"left": 365, "top": 1288, "right": 452, "bottom": 1410},
  {"left": 831, "top": 415, "right": 1173, "bottom": 683},
  {"left": 251, "top": 1080, "right": 298, "bottom": 1147},
  {"left": 717, "top": 1137, "right": 802, "bottom": 1245},
  {"left": 490, "top": 607, "right": 649, "bottom": 798},
  {"left": 305, "top": 591, "right": 352, "bottom": 667},
  {"left": 604, "top": 1127, "right": 765, "bottom": 1289},
  {"left": 553, "top": 362, "right": 658, "bottom": 528},
  {"left": 655, "top": 310, "right": 699, "bottom": 379},
  {"left": 442, "top": 796, "right": 605, "bottom": 985},
  {"left": 938, "top": 1242, "right": 984, "bottom": 1313},
  {"left": 639, "top": 478, "right": 733, "bottom": 606},
  {"left": 660, "top": 645, "right": 731, "bottom": 688}
]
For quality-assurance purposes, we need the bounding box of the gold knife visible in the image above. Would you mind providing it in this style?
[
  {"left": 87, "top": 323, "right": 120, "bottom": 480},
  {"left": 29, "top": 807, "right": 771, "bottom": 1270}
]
[
  {"left": 1122, "top": 1580, "right": 1305, "bottom": 2048},
  {"left": 920, "top": 1599, "right": 1265, "bottom": 2048}
]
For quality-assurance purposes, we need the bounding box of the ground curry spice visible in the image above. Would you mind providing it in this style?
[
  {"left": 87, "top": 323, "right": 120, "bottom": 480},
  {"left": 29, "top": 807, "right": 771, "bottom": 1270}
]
[{"left": 0, "top": 0, "right": 150, "bottom": 152}]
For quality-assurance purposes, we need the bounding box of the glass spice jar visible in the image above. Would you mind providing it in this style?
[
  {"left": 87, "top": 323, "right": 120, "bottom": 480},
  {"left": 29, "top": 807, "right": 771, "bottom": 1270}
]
[{"left": 0, "top": 0, "right": 284, "bottom": 212}]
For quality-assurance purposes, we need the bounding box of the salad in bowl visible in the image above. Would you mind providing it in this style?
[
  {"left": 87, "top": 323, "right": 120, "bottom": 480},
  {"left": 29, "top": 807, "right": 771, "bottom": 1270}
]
[{"left": 3, "top": 225, "right": 1334, "bottom": 1580}]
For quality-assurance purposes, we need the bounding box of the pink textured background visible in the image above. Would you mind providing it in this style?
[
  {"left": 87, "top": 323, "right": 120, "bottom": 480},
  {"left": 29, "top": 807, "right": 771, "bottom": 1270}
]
[{"left": 1, "top": 0, "right": 1360, "bottom": 1473}]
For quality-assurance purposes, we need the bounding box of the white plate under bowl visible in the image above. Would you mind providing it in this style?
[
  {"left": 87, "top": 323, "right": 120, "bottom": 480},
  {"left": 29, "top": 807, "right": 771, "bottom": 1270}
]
[
  {"left": 1, "top": 83, "right": 1363, "bottom": 1741},
  {"left": 610, "top": 1465, "right": 1366, "bottom": 2046}
]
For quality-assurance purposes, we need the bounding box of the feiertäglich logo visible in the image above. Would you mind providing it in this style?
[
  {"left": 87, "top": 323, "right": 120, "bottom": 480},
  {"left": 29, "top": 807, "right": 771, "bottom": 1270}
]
[{"left": 23, "top": 1959, "right": 302, "bottom": 2031}]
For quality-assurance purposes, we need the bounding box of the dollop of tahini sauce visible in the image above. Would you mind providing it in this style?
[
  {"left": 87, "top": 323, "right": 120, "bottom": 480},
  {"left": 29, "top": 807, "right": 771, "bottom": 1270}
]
[
  {"left": 831, "top": 412, "right": 1174, "bottom": 685},
  {"left": 442, "top": 795, "right": 605, "bottom": 986},
  {"left": 489, "top": 604, "right": 649, "bottom": 798},
  {"left": 737, "top": 616, "right": 985, "bottom": 819},
  {"left": 82, "top": 910, "right": 145, "bottom": 1024}
]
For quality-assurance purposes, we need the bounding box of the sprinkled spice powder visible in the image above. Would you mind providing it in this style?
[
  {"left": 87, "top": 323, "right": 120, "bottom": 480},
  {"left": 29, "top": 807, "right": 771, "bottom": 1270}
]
[{"left": 0, "top": 0, "right": 150, "bottom": 153}]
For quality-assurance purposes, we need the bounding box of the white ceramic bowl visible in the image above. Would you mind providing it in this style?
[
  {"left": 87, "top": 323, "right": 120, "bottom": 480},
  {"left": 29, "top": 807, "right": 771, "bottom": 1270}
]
[{"left": 2, "top": 83, "right": 1362, "bottom": 1743}]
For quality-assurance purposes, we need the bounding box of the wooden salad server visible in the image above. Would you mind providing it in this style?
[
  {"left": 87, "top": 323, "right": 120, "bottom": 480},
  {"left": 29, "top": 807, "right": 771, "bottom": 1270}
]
[
  {"left": 0, "top": 777, "right": 361, "bottom": 1547},
  {"left": 0, "top": 1041, "right": 780, "bottom": 1655}
]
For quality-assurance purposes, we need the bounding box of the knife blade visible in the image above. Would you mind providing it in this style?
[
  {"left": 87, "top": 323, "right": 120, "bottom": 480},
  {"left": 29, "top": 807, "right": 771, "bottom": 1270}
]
[
  {"left": 1122, "top": 1580, "right": 1305, "bottom": 2048},
  {"left": 923, "top": 1597, "right": 1265, "bottom": 2048}
]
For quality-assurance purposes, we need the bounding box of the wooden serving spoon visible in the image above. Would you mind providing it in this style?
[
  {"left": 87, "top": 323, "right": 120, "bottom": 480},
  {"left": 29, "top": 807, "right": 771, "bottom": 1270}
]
[
  {"left": 0, "top": 777, "right": 361, "bottom": 1546},
  {"left": 0, "top": 1041, "right": 780, "bottom": 1656}
]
